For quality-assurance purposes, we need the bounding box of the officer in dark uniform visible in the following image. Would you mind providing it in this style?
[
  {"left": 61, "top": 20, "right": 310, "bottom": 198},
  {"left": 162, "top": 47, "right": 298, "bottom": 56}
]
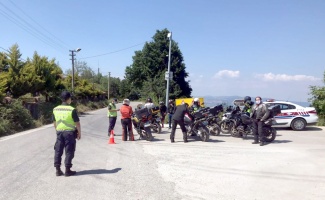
[
  {"left": 170, "top": 103, "right": 192, "bottom": 143},
  {"left": 53, "top": 91, "right": 81, "bottom": 177}
]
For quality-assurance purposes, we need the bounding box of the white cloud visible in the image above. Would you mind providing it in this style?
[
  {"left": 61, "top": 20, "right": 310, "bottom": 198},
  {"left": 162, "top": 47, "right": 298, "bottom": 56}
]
[
  {"left": 255, "top": 73, "right": 321, "bottom": 81},
  {"left": 214, "top": 70, "right": 240, "bottom": 79}
]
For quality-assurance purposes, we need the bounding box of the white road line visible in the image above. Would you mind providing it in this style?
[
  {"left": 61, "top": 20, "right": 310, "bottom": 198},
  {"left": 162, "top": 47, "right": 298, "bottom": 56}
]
[{"left": 0, "top": 124, "right": 53, "bottom": 142}]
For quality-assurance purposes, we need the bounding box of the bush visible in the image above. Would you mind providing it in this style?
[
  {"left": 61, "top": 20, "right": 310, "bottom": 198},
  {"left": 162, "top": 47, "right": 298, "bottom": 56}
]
[
  {"left": 38, "top": 102, "right": 58, "bottom": 124},
  {"left": 0, "top": 100, "right": 35, "bottom": 136},
  {"left": 317, "top": 115, "right": 325, "bottom": 126},
  {"left": 0, "top": 119, "right": 11, "bottom": 137}
]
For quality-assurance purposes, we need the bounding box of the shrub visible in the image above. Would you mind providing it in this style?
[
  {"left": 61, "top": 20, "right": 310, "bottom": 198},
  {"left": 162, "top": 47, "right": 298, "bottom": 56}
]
[{"left": 0, "top": 100, "right": 35, "bottom": 136}]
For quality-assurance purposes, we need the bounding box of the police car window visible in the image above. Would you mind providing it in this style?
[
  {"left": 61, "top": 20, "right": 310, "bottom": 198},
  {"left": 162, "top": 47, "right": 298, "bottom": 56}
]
[{"left": 279, "top": 104, "right": 296, "bottom": 110}]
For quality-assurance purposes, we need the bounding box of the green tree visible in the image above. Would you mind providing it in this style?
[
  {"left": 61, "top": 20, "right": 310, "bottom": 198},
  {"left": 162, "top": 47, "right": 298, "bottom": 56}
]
[
  {"left": 0, "top": 73, "right": 8, "bottom": 102},
  {"left": 0, "top": 52, "right": 9, "bottom": 72},
  {"left": 7, "top": 51, "right": 64, "bottom": 99},
  {"left": 309, "top": 72, "right": 325, "bottom": 125},
  {"left": 6, "top": 44, "right": 26, "bottom": 97},
  {"left": 124, "top": 29, "right": 192, "bottom": 100}
]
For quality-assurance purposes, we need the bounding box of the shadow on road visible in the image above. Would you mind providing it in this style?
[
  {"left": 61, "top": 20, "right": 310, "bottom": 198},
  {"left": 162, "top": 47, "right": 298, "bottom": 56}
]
[
  {"left": 78, "top": 112, "right": 92, "bottom": 117},
  {"left": 272, "top": 139, "right": 292, "bottom": 144},
  {"left": 151, "top": 138, "right": 165, "bottom": 142},
  {"left": 76, "top": 168, "right": 122, "bottom": 176},
  {"left": 275, "top": 126, "right": 323, "bottom": 132},
  {"left": 189, "top": 136, "right": 225, "bottom": 143}
]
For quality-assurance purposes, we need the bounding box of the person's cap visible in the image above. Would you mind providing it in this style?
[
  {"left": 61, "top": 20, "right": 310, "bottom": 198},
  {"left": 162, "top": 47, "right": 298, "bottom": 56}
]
[{"left": 61, "top": 91, "right": 71, "bottom": 101}]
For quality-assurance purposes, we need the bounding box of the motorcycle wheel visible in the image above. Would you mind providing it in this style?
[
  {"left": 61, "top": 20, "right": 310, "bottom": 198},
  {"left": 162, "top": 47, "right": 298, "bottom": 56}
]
[
  {"left": 209, "top": 125, "right": 221, "bottom": 136},
  {"left": 199, "top": 127, "right": 209, "bottom": 142},
  {"left": 152, "top": 123, "right": 162, "bottom": 134},
  {"left": 263, "top": 127, "right": 276, "bottom": 142},
  {"left": 220, "top": 121, "right": 233, "bottom": 134},
  {"left": 144, "top": 127, "right": 153, "bottom": 141}
]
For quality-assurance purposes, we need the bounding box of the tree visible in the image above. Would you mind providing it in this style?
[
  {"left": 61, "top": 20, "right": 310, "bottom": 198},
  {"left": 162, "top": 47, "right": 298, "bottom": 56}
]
[
  {"left": 0, "top": 73, "right": 8, "bottom": 102},
  {"left": 6, "top": 44, "right": 26, "bottom": 98},
  {"left": 0, "top": 52, "right": 9, "bottom": 72},
  {"left": 309, "top": 71, "right": 325, "bottom": 125},
  {"left": 124, "top": 28, "right": 192, "bottom": 100}
]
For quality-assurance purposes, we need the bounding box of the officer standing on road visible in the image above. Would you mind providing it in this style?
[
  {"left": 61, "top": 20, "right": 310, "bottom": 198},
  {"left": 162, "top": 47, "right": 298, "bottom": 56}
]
[
  {"left": 250, "top": 96, "right": 270, "bottom": 146},
  {"left": 170, "top": 103, "right": 192, "bottom": 143},
  {"left": 120, "top": 99, "right": 134, "bottom": 141},
  {"left": 108, "top": 98, "right": 119, "bottom": 136},
  {"left": 167, "top": 100, "right": 175, "bottom": 129},
  {"left": 159, "top": 101, "right": 167, "bottom": 128},
  {"left": 53, "top": 91, "right": 81, "bottom": 177}
]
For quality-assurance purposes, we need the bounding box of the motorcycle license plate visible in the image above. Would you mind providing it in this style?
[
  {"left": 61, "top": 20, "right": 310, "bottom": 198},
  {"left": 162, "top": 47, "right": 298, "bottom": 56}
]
[
  {"left": 144, "top": 122, "right": 151, "bottom": 127},
  {"left": 202, "top": 121, "right": 208, "bottom": 126},
  {"left": 156, "top": 118, "right": 161, "bottom": 122}
]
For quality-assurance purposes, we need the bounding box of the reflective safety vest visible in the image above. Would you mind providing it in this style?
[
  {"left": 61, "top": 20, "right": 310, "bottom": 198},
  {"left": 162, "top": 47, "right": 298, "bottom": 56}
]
[
  {"left": 107, "top": 103, "right": 117, "bottom": 117},
  {"left": 53, "top": 105, "right": 75, "bottom": 131}
]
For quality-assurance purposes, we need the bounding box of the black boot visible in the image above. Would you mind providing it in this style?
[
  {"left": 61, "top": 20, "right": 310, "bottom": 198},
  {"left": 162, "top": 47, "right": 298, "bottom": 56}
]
[
  {"left": 260, "top": 142, "right": 265, "bottom": 146},
  {"left": 171, "top": 138, "right": 175, "bottom": 143},
  {"left": 183, "top": 134, "right": 188, "bottom": 143},
  {"left": 56, "top": 167, "right": 63, "bottom": 176},
  {"left": 65, "top": 167, "right": 76, "bottom": 177}
]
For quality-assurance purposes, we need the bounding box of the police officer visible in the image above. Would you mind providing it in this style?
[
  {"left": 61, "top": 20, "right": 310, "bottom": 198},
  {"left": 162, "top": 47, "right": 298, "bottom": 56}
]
[
  {"left": 53, "top": 91, "right": 81, "bottom": 176},
  {"left": 170, "top": 103, "right": 192, "bottom": 143},
  {"left": 189, "top": 98, "right": 202, "bottom": 113},
  {"left": 108, "top": 98, "right": 119, "bottom": 136},
  {"left": 242, "top": 96, "right": 254, "bottom": 115},
  {"left": 250, "top": 96, "right": 270, "bottom": 146}
]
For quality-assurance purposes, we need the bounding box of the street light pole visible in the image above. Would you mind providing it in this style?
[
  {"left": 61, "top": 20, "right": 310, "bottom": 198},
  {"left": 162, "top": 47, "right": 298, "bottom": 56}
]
[
  {"left": 69, "top": 48, "right": 81, "bottom": 93},
  {"left": 108, "top": 72, "right": 111, "bottom": 100},
  {"left": 165, "top": 32, "right": 172, "bottom": 109}
]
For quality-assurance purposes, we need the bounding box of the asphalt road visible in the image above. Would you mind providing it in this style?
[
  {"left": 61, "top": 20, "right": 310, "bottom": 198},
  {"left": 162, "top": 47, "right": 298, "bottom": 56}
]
[{"left": 0, "top": 102, "right": 325, "bottom": 200}]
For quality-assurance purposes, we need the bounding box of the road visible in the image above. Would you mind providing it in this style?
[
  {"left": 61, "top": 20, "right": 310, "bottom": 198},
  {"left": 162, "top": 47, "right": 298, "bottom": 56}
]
[{"left": 0, "top": 102, "right": 325, "bottom": 200}]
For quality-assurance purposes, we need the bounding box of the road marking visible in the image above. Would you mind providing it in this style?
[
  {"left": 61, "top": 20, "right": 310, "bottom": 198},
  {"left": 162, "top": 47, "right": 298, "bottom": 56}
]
[{"left": 0, "top": 124, "right": 53, "bottom": 142}]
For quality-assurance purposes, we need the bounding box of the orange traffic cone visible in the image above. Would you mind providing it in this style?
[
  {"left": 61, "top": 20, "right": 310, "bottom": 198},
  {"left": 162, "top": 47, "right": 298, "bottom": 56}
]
[{"left": 108, "top": 130, "right": 116, "bottom": 144}]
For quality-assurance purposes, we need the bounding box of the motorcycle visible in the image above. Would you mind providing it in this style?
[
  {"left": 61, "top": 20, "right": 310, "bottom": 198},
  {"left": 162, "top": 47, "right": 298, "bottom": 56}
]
[
  {"left": 222, "top": 105, "right": 281, "bottom": 143},
  {"left": 184, "top": 108, "right": 210, "bottom": 142},
  {"left": 149, "top": 106, "right": 162, "bottom": 134},
  {"left": 204, "top": 105, "right": 223, "bottom": 136},
  {"left": 219, "top": 106, "right": 241, "bottom": 134},
  {"left": 132, "top": 108, "right": 153, "bottom": 141}
]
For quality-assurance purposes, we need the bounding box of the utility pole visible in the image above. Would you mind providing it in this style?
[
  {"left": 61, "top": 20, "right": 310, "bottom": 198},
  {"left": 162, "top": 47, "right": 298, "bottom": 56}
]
[
  {"left": 108, "top": 72, "right": 111, "bottom": 100},
  {"left": 69, "top": 48, "right": 81, "bottom": 93},
  {"left": 69, "top": 51, "right": 75, "bottom": 93}
]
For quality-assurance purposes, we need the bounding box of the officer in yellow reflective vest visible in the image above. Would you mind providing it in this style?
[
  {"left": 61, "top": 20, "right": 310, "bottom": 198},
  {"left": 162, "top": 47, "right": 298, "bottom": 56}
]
[
  {"left": 108, "top": 98, "right": 119, "bottom": 136},
  {"left": 53, "top": 91, "right": 81, "bottom": 177}
]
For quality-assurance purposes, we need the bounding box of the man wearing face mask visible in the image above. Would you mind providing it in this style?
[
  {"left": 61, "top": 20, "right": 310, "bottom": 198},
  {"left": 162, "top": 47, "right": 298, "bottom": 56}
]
[{"left": 250, "top": 96, "right": 270, "bottom": 146}]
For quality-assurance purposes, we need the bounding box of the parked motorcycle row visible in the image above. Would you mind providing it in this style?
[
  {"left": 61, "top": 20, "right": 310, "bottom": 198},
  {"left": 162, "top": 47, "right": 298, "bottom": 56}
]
[{"left": 131, "top": 104, "right": 281, "bottom": 143}]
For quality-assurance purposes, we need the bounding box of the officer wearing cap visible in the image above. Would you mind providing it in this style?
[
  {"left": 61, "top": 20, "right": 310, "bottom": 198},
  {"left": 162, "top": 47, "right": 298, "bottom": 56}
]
[
  {"left": 108, "top": 98, "right": 119, "bottom": 136},
  {"left": 53, "top": 91, "right": 81, "bottom": 177}
]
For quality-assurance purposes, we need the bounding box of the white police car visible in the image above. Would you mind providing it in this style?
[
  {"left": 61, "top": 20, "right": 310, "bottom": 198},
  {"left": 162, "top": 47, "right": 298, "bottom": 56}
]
[{"left": 264, "top": 100, "right": 318, "bottom": 131}]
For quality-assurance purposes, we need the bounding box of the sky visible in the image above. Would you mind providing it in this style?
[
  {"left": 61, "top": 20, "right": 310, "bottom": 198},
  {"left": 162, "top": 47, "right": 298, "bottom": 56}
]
[{"left": 1, "top": 0, "right": 324, "bottom": 102}]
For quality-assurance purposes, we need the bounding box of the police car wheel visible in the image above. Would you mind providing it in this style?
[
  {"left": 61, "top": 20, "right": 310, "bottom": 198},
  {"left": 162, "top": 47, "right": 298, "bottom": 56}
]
[{"left": 291, "top": 118, "right": 306, "bottom": 131}]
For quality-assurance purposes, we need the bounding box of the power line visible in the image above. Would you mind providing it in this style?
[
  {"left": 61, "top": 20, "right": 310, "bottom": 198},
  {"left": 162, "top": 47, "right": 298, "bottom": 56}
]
[
  {"left": 8, "top": 0, "right": 71, "bottom": 51},
  {"left": 78, "top": 42, "right": 147, "bottom": 60},
  {"left": 0, "top": 2, "right": 66, "bottom": 54}
]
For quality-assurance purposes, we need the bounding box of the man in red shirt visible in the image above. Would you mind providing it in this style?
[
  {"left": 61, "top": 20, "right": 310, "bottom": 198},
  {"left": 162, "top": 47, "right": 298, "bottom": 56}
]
[{"left": 120, "top": 99, "right": 134, "bottom": 141}]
